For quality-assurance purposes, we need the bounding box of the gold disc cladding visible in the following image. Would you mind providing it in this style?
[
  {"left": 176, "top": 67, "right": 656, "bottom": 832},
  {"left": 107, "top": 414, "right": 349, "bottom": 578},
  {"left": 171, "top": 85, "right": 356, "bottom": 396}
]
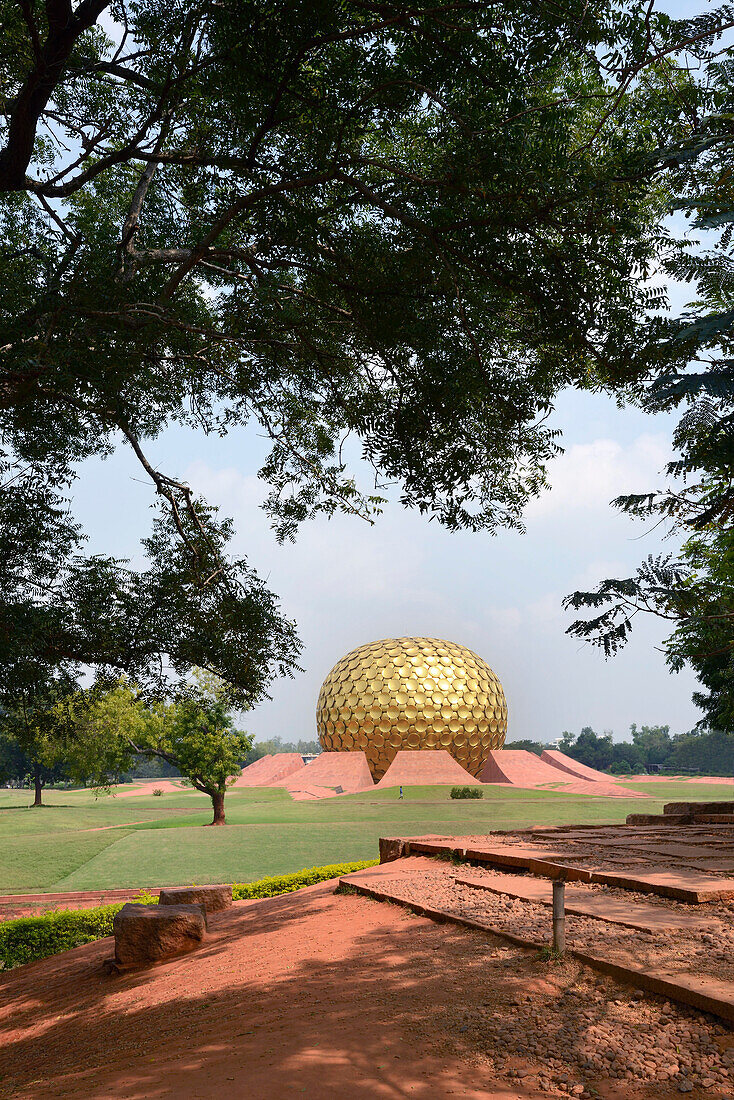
[{"left": 316, "top": 637, "right": 507, "bottom": 781}]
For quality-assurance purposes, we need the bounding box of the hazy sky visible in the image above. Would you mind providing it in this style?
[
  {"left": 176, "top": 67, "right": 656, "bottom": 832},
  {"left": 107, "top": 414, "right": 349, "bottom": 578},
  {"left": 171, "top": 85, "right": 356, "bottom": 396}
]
[{"left": 71, "top": 0, "right": 713, "bottom": 745}]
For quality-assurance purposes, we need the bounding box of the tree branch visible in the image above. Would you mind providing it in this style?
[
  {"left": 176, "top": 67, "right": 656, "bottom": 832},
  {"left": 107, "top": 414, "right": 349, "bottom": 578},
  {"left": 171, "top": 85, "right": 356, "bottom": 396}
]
[{"left": 0, "top": 0, "right": 110, "bottom": 191}]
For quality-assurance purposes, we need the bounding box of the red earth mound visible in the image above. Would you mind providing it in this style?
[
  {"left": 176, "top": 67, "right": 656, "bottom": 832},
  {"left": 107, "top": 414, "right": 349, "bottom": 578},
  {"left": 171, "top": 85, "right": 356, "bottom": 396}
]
[
  {"left": 479, "top": 750, "right": 642, "bottom": 798},
  {"left": 376, "top": 749, "right": 479, "bottom": 788},
  {"left": 231, "top": 753, "right": 304, "bottom": 787},
  {"left": 276, "top": 750, "right": 374, "bottom": 794},
  {"left": 540, "top": 749, "right": 614, "bottom": 784}
]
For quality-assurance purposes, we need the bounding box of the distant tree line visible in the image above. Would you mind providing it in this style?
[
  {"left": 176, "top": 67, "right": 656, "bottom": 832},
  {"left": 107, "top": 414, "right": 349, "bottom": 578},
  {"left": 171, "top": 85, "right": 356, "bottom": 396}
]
[
  {"left": 508, "top": 725, "right": 734, "bottom": 776},
  {"left": 243, "top": 737, "right": 321, "bottom": 767}
]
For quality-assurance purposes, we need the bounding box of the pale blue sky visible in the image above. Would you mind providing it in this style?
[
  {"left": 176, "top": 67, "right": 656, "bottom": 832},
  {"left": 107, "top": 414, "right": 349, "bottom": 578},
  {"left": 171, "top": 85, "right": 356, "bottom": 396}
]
[{"left": 71, "top": 0, "right": 718, "bottom": 744}]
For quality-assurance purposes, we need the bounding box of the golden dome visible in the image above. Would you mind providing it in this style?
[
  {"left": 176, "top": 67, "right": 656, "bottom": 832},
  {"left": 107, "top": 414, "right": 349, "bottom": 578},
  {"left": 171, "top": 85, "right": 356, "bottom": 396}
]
[{"left": 316, "top": 637, "right": 507, "bottom": 780}]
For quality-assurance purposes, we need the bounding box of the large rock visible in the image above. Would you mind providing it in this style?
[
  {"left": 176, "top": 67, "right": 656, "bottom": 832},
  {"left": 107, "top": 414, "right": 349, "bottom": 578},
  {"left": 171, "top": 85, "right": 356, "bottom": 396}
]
[
  {"left": 379, "top": 837, "right": 409, "bottom": 863},
  {"left": 626, "top": 813, "right": 692, "bottom": 826},
  {"left": 111, "top": 903, "right": 206, "bottom": 969},
  {"left": 158, "top": 884, "right": 232, "bottom": 914}
]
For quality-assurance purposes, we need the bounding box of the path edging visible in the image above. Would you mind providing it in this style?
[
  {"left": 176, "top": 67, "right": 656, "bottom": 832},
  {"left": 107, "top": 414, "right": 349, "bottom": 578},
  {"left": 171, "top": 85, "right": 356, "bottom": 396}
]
[{"left": 340, "top": 874, "right": 734, "bottom": 1025}]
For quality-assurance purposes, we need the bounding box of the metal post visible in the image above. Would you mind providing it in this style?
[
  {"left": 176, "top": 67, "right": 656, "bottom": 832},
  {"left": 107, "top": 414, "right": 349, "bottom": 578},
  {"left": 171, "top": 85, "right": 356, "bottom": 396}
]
[{"left": 552, "top": 878, "right": 565, "bottom": 954}]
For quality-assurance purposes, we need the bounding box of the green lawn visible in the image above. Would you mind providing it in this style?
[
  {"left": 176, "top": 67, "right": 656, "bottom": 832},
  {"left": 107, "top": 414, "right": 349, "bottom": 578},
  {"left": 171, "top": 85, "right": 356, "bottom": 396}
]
[{"left": 0, "top": 780, "right": 730, "bottom": 893}]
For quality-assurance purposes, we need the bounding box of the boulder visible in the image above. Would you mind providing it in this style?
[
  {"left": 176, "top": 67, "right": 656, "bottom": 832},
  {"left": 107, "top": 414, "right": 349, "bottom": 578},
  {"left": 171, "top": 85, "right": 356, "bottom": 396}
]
[
  {"left": 158, "top": 884, "right": 232, "bottom": 914},
  {"left": 379, "top": 837, "right": 409, "bottom": 863},
  {"left": 111, "top": 903, "right": 205, "bottom": 969}
]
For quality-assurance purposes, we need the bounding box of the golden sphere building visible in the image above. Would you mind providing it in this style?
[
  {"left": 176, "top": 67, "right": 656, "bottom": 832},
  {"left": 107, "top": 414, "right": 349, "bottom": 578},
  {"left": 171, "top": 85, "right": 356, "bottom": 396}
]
[{"left": 316, "top": 637, "right": 507, "bottom": 781}]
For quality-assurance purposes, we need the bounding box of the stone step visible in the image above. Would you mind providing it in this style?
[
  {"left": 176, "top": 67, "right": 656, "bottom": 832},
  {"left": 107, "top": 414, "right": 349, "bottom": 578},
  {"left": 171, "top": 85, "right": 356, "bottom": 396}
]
[
  {"left": 664, "top": 801, "right": 734, "bottom": 816},
  {"left": 341, "top": 864, "right": 734, "bottom": 1025},
  {"left": 626, "top": 813, "right": 691, "bottom": 826},
  {"left": 391, "top": 835, "right": 734, "bottom": 901},
  {"left": 590, "top": 867, "right": 734, "bottom": 903},
  {"left": 406, "top": 839, "right": 592, "bottom": 882},
  {"left": 454, "top": 873, "right": 709, "bottom": 933}
]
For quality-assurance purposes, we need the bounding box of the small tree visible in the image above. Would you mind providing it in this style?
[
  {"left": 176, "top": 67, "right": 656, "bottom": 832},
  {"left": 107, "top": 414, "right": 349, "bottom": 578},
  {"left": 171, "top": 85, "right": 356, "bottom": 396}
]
[
  {"left": 0, "top": 730, "right": 67, "bottom": 803},
  {"left": 0, "top": 674, "right": 75, "bottom": 806},
  {"left": 133, "top": 693, "right": 251, "bottom": 826},
  {"left": 60, "top": 676, "right": 251, "bottom": 825},
  {"left": 610, "top": 759, "right": 632, "bottom": 775}
]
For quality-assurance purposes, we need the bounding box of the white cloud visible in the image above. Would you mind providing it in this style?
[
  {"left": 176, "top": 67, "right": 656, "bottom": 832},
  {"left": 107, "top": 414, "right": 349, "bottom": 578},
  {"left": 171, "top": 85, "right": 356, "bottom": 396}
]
[
  {"left": 526, "top": 433, "right": 671, "bottom": 519},
  {"left": 179, "top": 433, "right": 698, "bottom": 746}
]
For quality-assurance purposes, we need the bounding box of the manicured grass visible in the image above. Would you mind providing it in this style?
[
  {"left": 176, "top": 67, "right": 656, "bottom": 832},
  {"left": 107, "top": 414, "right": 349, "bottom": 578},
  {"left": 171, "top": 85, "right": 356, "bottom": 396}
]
[
  {"left": 617, "top": 781, "right": 734, "bottom": 801},
  {"left": 0, "top": 831, "right": 131, "bottom": 892},
  {"left": 1, "top": 780, "right": 731, "bottom": 893}
]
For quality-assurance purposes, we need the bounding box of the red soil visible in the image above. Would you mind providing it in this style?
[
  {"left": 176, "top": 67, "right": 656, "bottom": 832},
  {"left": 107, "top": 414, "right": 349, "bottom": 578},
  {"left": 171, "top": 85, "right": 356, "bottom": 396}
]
[
  {"left": 540, "top": 749, "right": 615, "bottom": 784},
  {"left": 283, "top": 784, "right": 342, "bottom": 800},
  {"left": 113, "top": 780, "right": 186, "bottom": 799},
  {"left": 277, "top": 750, "right": 375, "bottom": 793},
  {"left": 0, "top": 883, "right": 539, "bottom": 1100},
  {"left": 0, "top": 881, "right": 719, "bottom": 1099},
  {"left": 479, "top": 750, "right": 642, "bottom": 798},
  {"left": 376, "top": 749, "right": 478, "bottom": 788},
  {"left": 231, "top": 753, "right": 304, "bottom": 787}
]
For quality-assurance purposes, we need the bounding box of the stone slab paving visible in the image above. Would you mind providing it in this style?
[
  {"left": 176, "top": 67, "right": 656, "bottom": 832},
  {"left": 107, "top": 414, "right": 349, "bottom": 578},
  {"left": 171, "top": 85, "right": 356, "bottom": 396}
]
[
  {"left": 591, "top": 867, "right": 734, "bottom": 902},
  {"left": 342, "top": 855, "right": 734, "bottom": 1028},
  {"left": 403, "top": 832, "right": 734, "bottom": 899},
  {"left": 455, "top": 872, "right": 710, "bottom": 932},
  {"left": 680, "top": 859, "right": 734, "bottom": 873}
]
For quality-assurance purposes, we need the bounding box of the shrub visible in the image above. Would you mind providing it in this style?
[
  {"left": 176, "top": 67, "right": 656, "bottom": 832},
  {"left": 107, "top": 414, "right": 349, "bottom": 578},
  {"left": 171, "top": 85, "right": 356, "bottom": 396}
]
[
  {"left": 0, "top": 904, "right": 122, "bottom": 969},
  {"left": 0, "top": 861, "right": 378, "bottom": 968},
  {"left": 450, "top": 786, "right": 483, "bottom": 799},
  {"left": 231, "top": 860, "right": 377, "bottom": 900},
  {"left": 152, "top": 788, "right": 164, "bottom": 796}
]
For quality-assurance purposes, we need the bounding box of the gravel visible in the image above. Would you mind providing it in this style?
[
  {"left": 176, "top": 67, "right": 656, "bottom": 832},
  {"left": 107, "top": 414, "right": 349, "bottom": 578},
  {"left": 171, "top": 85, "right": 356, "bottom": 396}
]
[{"left": 371, "top": 857, "right": 734, "bottom": 1098}]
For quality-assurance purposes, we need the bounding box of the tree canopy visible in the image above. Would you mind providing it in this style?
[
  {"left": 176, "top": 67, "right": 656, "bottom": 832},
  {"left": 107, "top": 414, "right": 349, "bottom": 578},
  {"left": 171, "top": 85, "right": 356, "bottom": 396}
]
[
  {"left": 565, "top": 18, "right": 734, "bottom": 729},
  {"left": 58, "top": 675, "right": 251, "bottom": 823},
  {"left": 559, "top": 723, "right": 734, "bottom": 776},
  {"left": 0, "top": 670, "right": 76, "bottom": 803},
  {"left": 1, "top": 0, "right": 691, "bottom": 709}
]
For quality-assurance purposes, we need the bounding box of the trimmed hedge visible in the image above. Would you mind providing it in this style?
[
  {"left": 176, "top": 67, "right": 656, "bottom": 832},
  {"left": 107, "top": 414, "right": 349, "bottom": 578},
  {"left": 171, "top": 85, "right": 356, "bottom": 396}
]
[
  {"left": 0, "top": 860, "right": 378, "bottom": 968},
  {"left": 231, "top": 859, "right": 377, "bottom": 900},
  {"left": 0, "top": 903, "right": 122, "bottom": 969},
  {"left": 450, "top": 786, "right": 483, "bottom": 799}
]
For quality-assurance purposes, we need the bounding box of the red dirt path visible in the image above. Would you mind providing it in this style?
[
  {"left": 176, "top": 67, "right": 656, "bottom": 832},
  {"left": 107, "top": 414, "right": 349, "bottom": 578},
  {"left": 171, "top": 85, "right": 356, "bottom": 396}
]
[
  {"left": 0, "top": 881, "right": 723, "bottom": 1100},
  {"left": 1, "top": 883, "right": 541, "bottom": 1100}
]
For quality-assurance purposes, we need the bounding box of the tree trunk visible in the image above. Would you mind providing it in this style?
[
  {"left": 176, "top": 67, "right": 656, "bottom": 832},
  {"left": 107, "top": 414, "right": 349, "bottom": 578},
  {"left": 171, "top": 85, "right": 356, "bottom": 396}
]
[
  {"left": 208, "top": 789, "right": 226, "bottom": 825},
  {"left": 32, "top": 769, "right": 43, "bottom": 807}
]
